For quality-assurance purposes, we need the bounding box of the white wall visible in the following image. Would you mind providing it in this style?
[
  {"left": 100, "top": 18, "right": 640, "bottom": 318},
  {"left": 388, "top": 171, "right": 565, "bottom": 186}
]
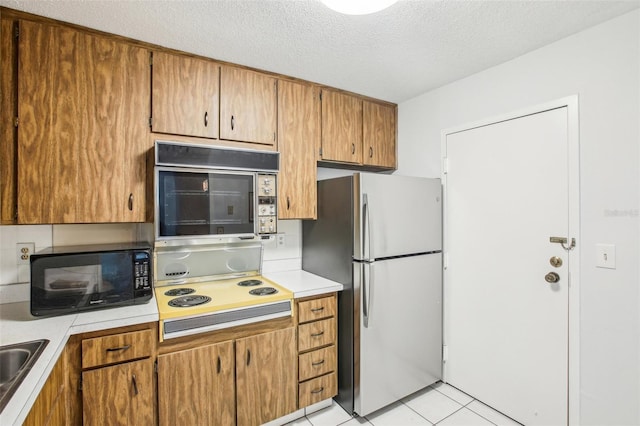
[{"left": 397, "top": 9, "right": 639, "bottom": 425}]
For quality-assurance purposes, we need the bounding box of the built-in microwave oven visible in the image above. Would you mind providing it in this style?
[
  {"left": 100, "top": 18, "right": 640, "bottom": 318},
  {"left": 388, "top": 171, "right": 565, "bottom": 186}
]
[
  {"left": 30, "top": 243, "right": 152, "bottom": 317},
  {"left": 154, "top": 141, "right": 279, "bottom": 246}
]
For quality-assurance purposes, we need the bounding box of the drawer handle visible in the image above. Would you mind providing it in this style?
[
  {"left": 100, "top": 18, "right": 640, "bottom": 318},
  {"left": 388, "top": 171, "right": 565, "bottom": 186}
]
[
  {"left": 310, "top": 331, "right": 325, "bottom": 338},
  {"left": 310, "top": 307, "right": 325, "bottom": 313},
  {"left": 217, "top": 356, "right": 221, "bottom": 374},
  {"left": 311, "top": 387, "right": 325, "bottom": 394},
  {"left": 106, "top": 345, "right": 131, "bottom": 352},
  {"left": 246, "top": 349, "right": 251, "bottom": 366},
  {"left": 312, "top": 359, "right": 325, "bottom": 367}
]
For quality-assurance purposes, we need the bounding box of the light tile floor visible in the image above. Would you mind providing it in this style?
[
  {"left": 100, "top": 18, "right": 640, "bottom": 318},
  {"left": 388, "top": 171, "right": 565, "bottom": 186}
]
[{"left": 287, "top": 382, "right": 522, "bottom": 426}]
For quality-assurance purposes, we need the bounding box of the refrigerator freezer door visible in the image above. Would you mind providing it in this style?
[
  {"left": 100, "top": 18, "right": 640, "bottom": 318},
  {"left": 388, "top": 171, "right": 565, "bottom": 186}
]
[
  {"left": 355, "top": 173, "right": 441, "bottom": 260},
  {"left": 354, "top": 253, "right": 442, "bottom": 416}
]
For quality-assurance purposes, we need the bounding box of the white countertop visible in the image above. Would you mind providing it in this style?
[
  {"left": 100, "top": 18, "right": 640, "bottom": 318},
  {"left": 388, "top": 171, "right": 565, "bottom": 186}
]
[
  {"left": 264, "top": 270, "right": 344, "bottom": 298},
  {"left": 0, "top": 298, "right": 159, "bottom": 426},
  {"left": 0, "top": 270, "right": 341, "bottom": 425}
]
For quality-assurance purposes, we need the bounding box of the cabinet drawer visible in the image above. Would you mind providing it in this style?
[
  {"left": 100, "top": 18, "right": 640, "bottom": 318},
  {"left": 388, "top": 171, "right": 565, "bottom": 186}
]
[
  {"left": 298, "top": 372, "right": 337, "bottom": 409},
  {"left": 299, "top": 345, "right": 336, "bottom": 382},
  {"left": 82, "top": 329, "right": 154, "bottom": 369},
  {"left": 298, "top": 318, "right": 336, "bottom": 352},
  {"left": 298, "top": 295, "right": 336, "bottom": 323}
]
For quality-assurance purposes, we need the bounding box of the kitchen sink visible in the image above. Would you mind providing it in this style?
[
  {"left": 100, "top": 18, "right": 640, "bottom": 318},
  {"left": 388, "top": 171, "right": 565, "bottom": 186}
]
[{"left": 0, "top": 339, "right": 49, "bottom": 413}]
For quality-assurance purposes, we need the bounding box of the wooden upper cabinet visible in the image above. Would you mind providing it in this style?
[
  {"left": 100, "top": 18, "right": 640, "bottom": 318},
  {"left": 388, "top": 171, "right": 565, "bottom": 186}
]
[
  {"left": 363, "top": 101, "right": 397, "bottom": 168},
  {"left": 16, "top": 19, "right": 149, "bottom": 223},
  {"left": 151, "top": 51, "right": 219, "bottom": 139},
  {"left": 220, "top": 66, "right": 277, "bottom": 146},
  {"left": 235, "top": 327, "right": 297, "bottom": 426},
  {"left": 320, "top": 90, "right": 363, "bottom": 164},
  {"left": 1, "top": 18, "right": 17, "bottom": 224},
  {"left": 277, "top": 80, "right": 320, "bottom": 220}
]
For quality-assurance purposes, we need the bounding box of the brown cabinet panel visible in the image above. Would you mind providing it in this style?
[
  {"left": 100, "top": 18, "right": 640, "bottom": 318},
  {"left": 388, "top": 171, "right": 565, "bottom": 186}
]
[
  {"left": 298, "top": 345, "right": 337, "bottom": 382},
  {"left": 298, "top": 294, "right": 336, "bottom": 323},
  {"left": 220, "top": 66, "right": 277, "bottom": 145},
  {"left": 298, "top": 372, "right": 338, "bottom": 408},
  {"left": 298, "top": 317, "right": 336, "bottom": 352},
  {"left": 363, "top": 101, "right": 396, "bottom": 168},
  {"left": 23, "top": 344, "right": 68, "bottom": 426},
  {"left": 151, "top": 51, "right": 219, "bottom": 139},
  {"left": 1, "top": 18, "right": 17, "bottom": 224},
  {"left": 82, "top": 329, "right": 154, "bottom": 369},
  {"left": 16, "top": 19, "right": 149, "bottom": 223},
  {"left": 236, "top": 327, "right": 297, "bottom": 426},
  {"left": 17, "top": 19, "right": 81, "bottom": 223},
  {"left": 82, "top": 358, "right": 155, "bottom": 426},
  {"left": 277, "top": 80, "right": 320, "bottom": 219},
  {"left": 321, "top": 90, "right": 362, "bottom": 164},
  {"left": 157, "top": 341, "right": 235, "bottom": 426}
]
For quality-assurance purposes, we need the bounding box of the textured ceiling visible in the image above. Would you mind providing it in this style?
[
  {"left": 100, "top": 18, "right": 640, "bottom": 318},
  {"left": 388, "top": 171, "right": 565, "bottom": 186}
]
[{"left": 1, "top": 0, "right": 638, "bottom": 103}]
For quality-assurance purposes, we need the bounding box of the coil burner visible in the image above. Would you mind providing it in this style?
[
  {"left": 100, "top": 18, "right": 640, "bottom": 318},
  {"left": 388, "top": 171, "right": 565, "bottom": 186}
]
[
  {"left": 164, "top": 288, "right": 195, "bottom": 297},
  {"left": 237, "top": 279, "right": 263, "bottom": 287},
  {"left": 168, "top": 295, "right": 212, "bottom": 307},
  {"left": 248, "top": 287, "right": 278, "bottom": 296}
]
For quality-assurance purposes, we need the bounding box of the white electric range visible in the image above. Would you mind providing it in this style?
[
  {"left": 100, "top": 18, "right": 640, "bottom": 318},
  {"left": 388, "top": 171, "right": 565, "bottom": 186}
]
[{"left": 153, "top": 242, "right": 293, "bottom": 341}]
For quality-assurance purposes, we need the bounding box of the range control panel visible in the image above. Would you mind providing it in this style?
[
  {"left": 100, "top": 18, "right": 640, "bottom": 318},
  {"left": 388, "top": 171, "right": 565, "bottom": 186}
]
[{"left": 257, "top": 174, "right": 277, "bottom": 234}]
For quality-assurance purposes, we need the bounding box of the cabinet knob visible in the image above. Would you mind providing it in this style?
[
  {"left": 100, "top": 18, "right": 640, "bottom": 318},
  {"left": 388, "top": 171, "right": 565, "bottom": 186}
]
[
  {"left": 246, "top": 349, "right": 251, "bottom": 366},
  {"left": 311, "top": 387, "right": 325, "bottom": 394},
  {"left": 231, "top": 115, "right": 235, "bottom": 131},
  {"left": 204, "top": 111, "right": 208, "bottom": 127},
  {"left": 369, "top": 147, "right": 373, "bottom": 158},
  {"left": 351, "top": 143, "right": 355, "bottom": 155},
  {"left": 286, "top": 196, "right": 290, "bottom": 210},
  {"left": 128, "top": 194, "right": 134, "bottom": 211},
  {"left": 216, "top": 355, "right": 221, "bottom": 374}
]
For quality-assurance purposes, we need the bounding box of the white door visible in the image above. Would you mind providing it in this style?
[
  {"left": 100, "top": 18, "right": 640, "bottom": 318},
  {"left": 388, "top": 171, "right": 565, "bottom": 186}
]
[{"left": 444, "top": 106, "right": 573, "bottom": 425}]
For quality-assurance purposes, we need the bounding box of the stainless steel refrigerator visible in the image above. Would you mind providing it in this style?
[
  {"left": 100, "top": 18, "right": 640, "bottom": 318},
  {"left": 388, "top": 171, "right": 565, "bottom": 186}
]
[{"left": 302, "top": 172, "right": 442, "bottom": 417}]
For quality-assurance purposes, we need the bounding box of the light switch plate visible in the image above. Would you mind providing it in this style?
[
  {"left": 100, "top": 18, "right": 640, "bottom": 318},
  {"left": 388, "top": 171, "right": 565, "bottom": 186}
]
[{"left": 596, "top": 244, "right": 616, "bottom": 269}]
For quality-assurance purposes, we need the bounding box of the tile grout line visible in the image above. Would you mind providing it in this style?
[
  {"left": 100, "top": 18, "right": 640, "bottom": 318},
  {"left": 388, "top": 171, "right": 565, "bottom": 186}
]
[{"left": 398, "top": 399, "right": 436, "bottom": 425}]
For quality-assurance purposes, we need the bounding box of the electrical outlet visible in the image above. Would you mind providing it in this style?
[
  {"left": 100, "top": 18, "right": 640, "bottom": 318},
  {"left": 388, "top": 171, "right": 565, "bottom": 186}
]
[
  {"left": 17, "top": 242, "right": 35, "bottom": 265},
  {"left": 277, "top": 234, "right": 285, "bottom": 247}
]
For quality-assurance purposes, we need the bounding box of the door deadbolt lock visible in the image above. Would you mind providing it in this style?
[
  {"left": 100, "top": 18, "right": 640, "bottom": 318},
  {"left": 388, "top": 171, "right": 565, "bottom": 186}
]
[
  {"left": 549, "top": 256, "right": 563, "bottom": 268},
  {"left": 545, "top": 272, "right": 560, "bottom": 284}
]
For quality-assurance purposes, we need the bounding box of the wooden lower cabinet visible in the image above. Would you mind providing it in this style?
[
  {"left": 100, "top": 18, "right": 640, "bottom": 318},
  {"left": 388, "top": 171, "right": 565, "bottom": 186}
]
[
  {"left": 157, "top": 341, "right": 235, "bottom": 426},
  {"left": 82, "top": 358, "right": 155, "bottom": 426},
  {"left": 236, "top": 327, "right": 297, "bottom": 426},
  {"left": 23, "top": 345, "right": 68, "bottom": 426},
  {"left": 296, "top": 293, "right": 338, "bottom": 410}
]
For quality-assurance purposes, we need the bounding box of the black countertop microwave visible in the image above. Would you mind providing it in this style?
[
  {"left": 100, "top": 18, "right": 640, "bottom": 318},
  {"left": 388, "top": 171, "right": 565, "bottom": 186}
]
[{"left": 30, "top": 243, "right": 152, "bottom": 317}]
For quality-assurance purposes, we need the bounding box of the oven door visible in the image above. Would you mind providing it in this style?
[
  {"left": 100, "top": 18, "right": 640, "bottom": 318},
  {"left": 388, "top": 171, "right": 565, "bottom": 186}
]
[{"left": 155, "top": 167, "right": 257, "bottom": 242}]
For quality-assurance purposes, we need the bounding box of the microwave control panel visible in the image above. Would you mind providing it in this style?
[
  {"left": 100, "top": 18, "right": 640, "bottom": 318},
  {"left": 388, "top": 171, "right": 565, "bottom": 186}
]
[
  {"left": 133, "top": 251, "right": 152, "bottom": 299},
  {"left": 257, "top": 174, "right": 277, "bottom": 234}
]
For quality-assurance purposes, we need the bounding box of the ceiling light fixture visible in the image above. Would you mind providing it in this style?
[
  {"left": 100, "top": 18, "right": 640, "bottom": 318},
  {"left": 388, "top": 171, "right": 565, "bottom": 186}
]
[{"left": 320, "top": 0, "right": 398, "bottom": 15}]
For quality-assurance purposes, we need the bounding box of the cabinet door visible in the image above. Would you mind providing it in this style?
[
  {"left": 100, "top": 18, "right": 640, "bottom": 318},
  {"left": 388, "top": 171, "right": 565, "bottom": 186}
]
[
  {"left": 1, "top": 18, "right": 17, "bottom": 224},
  {"left": 82, "top": 358, "right": 155, "bottom": 425},
  {"left": 16, "top": 20, "right": 149, "bottom": 223},
  {"left": 363, "top": 101, "right": 396, "bottom": 169},
  {"left": 157, "top": 341, "right": 235, "bottom": 426},
  {"left": 277, "top": 80, "right": 320, "bottom": 219},
  {"left": 151, "top": 51, "right": 219, "bottom": 139},
  {"left": 220, "top": 66, "right": 277, "bottom": 145},
  {"left": 320, "top": 90, "right": 362, "bottom": 164},
  {"left": 236, "top": 327, "right": 297, "bottom": 426}
]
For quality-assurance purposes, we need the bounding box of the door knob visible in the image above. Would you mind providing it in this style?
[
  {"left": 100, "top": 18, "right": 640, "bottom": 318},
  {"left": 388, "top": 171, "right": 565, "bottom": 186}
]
[{"left": 545, "top": 272, "right": 560, "bottom": 284}]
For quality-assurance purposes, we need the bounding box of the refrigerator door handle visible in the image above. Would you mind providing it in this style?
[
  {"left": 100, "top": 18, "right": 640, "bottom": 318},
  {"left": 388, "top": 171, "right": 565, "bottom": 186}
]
[
  {"left": 363, "top": 262, "right": 371, "bottom": 328},
  {"left": 363, "top": 193, "right": 372, "bottom": 261}
]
